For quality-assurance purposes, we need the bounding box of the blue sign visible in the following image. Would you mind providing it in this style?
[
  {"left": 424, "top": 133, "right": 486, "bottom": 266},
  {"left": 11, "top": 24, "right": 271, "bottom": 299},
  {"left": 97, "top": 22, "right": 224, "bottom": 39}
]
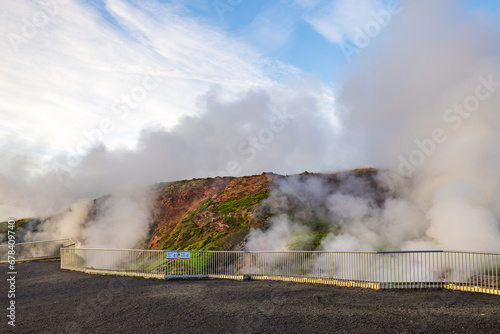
[
  {"left": 179, "top": 252, "right": 190, "bottom": 260},
  {"left": 166, "top": 252, "right": 178, "bottom": 260}
]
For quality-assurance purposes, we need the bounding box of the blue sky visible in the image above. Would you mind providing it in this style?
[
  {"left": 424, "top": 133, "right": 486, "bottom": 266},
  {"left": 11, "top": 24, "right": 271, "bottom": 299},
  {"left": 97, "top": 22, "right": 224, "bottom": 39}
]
[
  {"left": 83, "top": 0, "right": 500, "bottom": 86},
  {"left": 164, "top": 0, "right": 500, "bottom": 81},
  {"left": 1, "top": 0, "right": 500, "bottom": 175},
  {"left": 2, "top": 0, "right": 500, "bottom": 221}
]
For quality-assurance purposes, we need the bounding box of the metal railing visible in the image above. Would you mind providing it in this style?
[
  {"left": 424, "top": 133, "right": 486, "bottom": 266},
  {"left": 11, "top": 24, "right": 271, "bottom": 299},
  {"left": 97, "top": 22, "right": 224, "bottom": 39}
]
[
  {"left": 0, "top": 239, "right": 74, "bottom": 262},
  {"left": 60, "top": 248, "right": 499, "bottom": 296}
]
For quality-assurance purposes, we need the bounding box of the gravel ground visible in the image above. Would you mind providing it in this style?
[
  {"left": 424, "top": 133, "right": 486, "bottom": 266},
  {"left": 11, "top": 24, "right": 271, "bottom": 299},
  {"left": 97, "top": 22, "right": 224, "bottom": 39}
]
[{"left": 1, "top": 261, "right": 499, "bottom": 334}]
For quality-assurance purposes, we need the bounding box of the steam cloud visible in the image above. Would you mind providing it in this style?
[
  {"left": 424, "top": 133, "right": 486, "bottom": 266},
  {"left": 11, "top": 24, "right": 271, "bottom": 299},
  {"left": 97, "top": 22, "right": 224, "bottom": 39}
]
[
  {"left": 3, "top": 0, "right": 500, "bottom": 252},
  {"left": 248, "top": 0, "right": 500, "bottom": 252},
  {"left": 1, "top": 81, "right": 342, "bottom": 248}
]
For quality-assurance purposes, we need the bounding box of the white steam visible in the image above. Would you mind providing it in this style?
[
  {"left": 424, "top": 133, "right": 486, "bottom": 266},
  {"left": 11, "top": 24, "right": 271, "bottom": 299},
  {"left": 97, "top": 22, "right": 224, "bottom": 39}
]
[
  {"left": 17, "top": 188, "right": 152, "bottom": 249},
  {"left": 247, "top": 0, "right": 500, "bottom": 253},
  {"left": 246, "top": 215, "right": 311, "bottom": 251},
  {"left": 246, "top": 172, "right": 428, "bottom": 252},
  {"left": 1, "top": 80, "right": 343, "bottom": 248},
  {"left": 23, "top": 199, "right": 93, "bottom": 244},
  {"left": 3, "top": 0, "right": 500, "bottom": 253},
  {"left": 81, "top": 190, "right": 151, "bottom": 249}
]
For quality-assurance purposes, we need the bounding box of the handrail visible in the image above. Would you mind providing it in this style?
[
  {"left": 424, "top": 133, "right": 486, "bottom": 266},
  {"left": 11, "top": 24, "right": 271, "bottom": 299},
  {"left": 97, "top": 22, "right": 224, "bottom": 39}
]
[
  {"left": 60, "top": 248, "right": 500, "bottom": 296},
  {"left": 0, "top": 238, "right": 75, "bottom": 262},
  {"left": 0, "top": 238, "right": 74, "bottom": 246}
]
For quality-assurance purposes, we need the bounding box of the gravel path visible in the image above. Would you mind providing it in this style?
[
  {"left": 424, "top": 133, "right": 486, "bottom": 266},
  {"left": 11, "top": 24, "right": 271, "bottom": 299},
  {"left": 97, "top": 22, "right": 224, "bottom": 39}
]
[{"left": 1, "top": 261, "right": 499, "bottom": 333}]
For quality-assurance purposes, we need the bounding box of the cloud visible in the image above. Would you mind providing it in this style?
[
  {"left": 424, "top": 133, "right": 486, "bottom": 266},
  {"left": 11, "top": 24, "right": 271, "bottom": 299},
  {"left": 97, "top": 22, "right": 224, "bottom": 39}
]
[
  {"left": 336, "top": 0, "right": 500, "bottom": 251},
  {"left": 0, "top": 76, "right": 345, "bottom": 247},
  {"left": 9, "top": 0, "right": 500, "bottom": 255},
  {"left": 304, "top": 0, "right": 385, "bottom": 44},
  {"left": 1, "top": 0, "right": 343, "bottom": 248},
  {"left": 55, "top": 78, "right": 342, "bottom": 188},
  {"left": 246, "top": 0, "right": 500, "bottom": 253},
  {"left": 0, "top": 0, "right": 280, "bottom": 165},
  {"left": 243, "top": 2, "right": 299, "bottom": 54}
]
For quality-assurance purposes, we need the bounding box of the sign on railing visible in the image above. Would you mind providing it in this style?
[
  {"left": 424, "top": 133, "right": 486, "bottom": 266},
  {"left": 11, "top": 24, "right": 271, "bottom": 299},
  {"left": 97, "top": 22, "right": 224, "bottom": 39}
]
[
  {"left": 60, "top": 248, "right": 499, "bottom": 296},
  {"left": 166, "top": 252, "right": 177, "bottom": 260}
]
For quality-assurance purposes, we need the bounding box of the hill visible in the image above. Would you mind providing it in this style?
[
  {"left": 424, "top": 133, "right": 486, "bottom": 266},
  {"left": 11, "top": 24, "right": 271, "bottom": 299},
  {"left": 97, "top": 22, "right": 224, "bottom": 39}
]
[
  {"left": 147, "top": 168, "right": 384, "bottom": 251},
  {"left": 2, "top": 168, "right": 387, "bottom": 250},
  {"left": 148, "top": 173, "right": 272, "bottom": 250}
]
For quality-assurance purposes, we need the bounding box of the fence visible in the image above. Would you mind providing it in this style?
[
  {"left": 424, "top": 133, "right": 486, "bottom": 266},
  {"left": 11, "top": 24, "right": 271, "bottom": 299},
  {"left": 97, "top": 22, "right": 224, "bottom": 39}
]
[
  {"left": 0, "top": 239, "right": 74, "bottom": 262},
  {"left": 60, "top": 248, "right": 499, "bottom": 296}
]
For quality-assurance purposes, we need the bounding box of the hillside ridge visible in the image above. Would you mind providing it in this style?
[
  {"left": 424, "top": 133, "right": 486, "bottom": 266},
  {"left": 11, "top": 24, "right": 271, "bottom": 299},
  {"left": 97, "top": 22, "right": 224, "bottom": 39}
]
[{"left": 2, "top": 168, "right": 384, "bottom": 251}]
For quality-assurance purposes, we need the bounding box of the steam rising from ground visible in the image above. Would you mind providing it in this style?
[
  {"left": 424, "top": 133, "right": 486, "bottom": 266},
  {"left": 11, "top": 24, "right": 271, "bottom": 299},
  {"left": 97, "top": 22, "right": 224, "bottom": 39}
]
[
  {"left": 17, "top": 190, "right": 151, "bottom": 249},
  {"left": 246, "top": 172, "right": 428, "bottom": 252},
  {"left": 247, "top": 0, "right": 500, "bottom": 252},
  {"left": 1, "top": 81, "right": 341, "bottom": 248},
  {"left": 3, "top": 0, "right": 500, "bottom": 252}
]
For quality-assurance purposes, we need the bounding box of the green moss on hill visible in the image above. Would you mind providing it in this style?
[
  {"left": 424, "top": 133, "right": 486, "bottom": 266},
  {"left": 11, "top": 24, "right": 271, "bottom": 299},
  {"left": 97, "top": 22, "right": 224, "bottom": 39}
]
[
  {"left": 212, "top": 191, "right": 269, "bottom": 216},
  {"left": 5, "top": 169, "right": 385, "bottom": 252},
  {"left": 146, "top": 169, "right": 385, "bottom": 251},
  {"left": 149, "top": 174, "right": 272, "bottom": 251}
]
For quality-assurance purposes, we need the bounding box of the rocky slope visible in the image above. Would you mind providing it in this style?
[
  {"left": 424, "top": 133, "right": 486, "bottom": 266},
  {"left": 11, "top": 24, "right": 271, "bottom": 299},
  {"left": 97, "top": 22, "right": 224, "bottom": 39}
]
[
  {"left": 2, "top": 168, "right": 386, "bottom": 250},
  {"left": 147, "top": 168, "right": 384, "bottom": 251},
  {"left": 148, "top": 173, "right": 273, "bottom": 251}
]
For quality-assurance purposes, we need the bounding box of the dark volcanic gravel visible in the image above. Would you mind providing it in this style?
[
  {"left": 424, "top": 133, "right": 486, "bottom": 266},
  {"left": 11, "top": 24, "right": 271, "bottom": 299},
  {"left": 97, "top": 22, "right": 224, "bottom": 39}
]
[{"left": 1, "top": 261, "right": 499, "bottom": 334}]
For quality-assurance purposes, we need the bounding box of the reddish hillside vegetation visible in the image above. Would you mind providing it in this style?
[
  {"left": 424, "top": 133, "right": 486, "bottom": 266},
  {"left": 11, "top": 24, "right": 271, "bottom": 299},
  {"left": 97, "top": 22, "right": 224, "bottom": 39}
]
[
  {"left": 148, "top": 173, "right": 274, "bottom": 250},
  {"left": 147, "top": 168, "right": 383, "bottom": 251},
  {"left": 2, "top": 168, "right": 385, "bottom": 251}
]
